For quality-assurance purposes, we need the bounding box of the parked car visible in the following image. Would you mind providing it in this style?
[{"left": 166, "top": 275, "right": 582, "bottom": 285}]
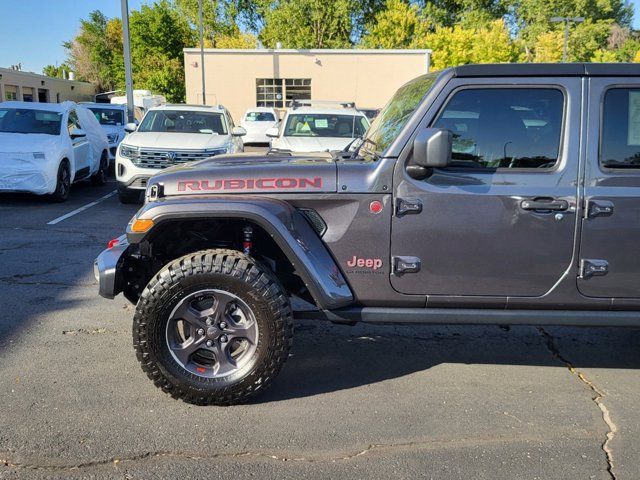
[
  {"left": 97, "top": 63, "right": 640, "bottom": 406},
  {"left": 82, "top": 102, "right": 127, "bottom": 162},
  {"left": 115, "top": 104, "right": 246, "bottom": 204},
  {"left": 359, "top": 108, "right": 381, "bottom": 121},
  {"left": 110, "top": 89, "right": 166, "bottom": 119},
  {"left": 240, "top": 107, "right": 279, "bottom": 144},
  {"left": 267, "top": 101, "right": 370, "bottom": 153},
  {"left": 0, "top": 101, "right": 109, "bottom": 202}
]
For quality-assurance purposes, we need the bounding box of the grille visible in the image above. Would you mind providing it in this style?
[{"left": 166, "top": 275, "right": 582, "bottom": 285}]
[{"left": 133, "top": 148, "right": 226, "bottom": 169}]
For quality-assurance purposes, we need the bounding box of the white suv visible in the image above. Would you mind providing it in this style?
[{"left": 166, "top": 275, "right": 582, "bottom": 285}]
[
  {"left": 115, "top": 104, "right": 246, "bottom": 203},
  {"left": 240, "top": 107, "right": 279, "bottom": 144},
  {"left": 267, "top": 101, "right": 370, "bottom": 153},
  {"left": 83, "top": 103, "right": 127, "bottom": 162}
]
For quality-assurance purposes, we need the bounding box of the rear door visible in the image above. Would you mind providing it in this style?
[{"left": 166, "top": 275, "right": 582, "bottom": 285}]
[
  {"left": 578, "top": 78, "right": 640, "bottom": 297},
  {"left": 390, "top": 77, "right": 582, "bottom": 297}
]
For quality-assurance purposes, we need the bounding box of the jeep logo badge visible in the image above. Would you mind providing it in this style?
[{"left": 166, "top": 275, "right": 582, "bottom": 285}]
[{"left": 166, "top": 152, "right": 177, "bottom": 161}]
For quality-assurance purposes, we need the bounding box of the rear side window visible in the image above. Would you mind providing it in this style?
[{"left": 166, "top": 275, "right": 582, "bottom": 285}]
[
  {"left": 601, "top": 88, "right": 640, "bottom": 169},
  {"left": 432, "top": 88, "right": 564, "bottom": 169}
]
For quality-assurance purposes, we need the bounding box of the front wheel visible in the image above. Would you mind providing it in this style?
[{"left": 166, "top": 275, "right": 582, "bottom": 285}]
[
  {"left": 50, "top": 161, "right": 70, "bottom": 202},
  {"left": 133, "top": 249, "right": 293, "bottom": 405},
  {"left": 91, "top": 151, "right": 108, "bottom": 186}
]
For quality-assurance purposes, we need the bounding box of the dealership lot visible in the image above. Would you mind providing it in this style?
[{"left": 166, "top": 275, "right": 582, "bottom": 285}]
[{"left": 1, "top": 173, "right": 640, "bottom": 479}]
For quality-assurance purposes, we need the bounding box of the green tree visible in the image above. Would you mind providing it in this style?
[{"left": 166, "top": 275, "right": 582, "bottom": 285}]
[
  {"left": 42, "top": 64, "right": 71, "bottom": 79},
  {"left": 259, "top": 0, "right": 354, "bottom": 48},
  {"left": 360, "top": 0, "right": 429, "bottom": 48},
  {"left": 417, "top": 20, "right": 518, "bottom": 70}
]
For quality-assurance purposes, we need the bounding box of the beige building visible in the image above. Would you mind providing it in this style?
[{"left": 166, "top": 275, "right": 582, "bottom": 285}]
[
  {"left": 0, "top": 67, "right": 95, "bottom": 104},
  {"left": 184, "top": 48, "right": 431, "bottom": 122}
]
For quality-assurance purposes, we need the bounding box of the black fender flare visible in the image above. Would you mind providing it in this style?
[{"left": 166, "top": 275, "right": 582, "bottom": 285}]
[{"left": 127, "top": 196, "right": 354, "bottom": 310}]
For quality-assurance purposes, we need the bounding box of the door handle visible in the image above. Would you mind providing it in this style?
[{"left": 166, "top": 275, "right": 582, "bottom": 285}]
[{"left": 520, "top": 198, "right": 568, "bottom": 212}]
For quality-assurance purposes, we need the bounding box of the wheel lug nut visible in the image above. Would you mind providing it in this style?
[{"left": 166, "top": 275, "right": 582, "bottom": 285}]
[
  {"left": 220, "top": 335, "right": 228, "bottom": 343},
  {"left": 219, "top": 322, "right": 227, "bottom": 329},
  {"left": 206, "top": 340, "right": 213, "bottom": 347},
  {"left": 197, "top": 328, "right": 205, "bottom": 336},
  {"left": 205, "top": 318, "right": 212, "bottom": 326}
]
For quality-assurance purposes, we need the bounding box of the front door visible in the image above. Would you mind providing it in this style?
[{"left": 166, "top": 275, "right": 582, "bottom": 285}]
[
  {"left": 390, "top": 78, "right": 582, "bottom": 297},
  {"left": 67, "top": 109, "right": 90, "bottom": 177},
  {"left": 578, "top": 78, "right": 640, "bottom": 298}
]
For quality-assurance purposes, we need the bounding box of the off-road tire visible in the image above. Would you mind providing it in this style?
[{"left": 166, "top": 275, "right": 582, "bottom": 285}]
[
  {"left": 91, "top": 151, "right": 108, "bottom": 186},
  {"left": 50, "top": 160, "right": 70, "bottom": 202},
  {"left": 132, "top": 249, "right": 294, "bottom": 405},
  {"left": 118, "top": 188, "right": 140, "bottom": 204}
]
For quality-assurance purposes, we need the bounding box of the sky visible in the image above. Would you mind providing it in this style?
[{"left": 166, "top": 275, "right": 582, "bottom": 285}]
[{"left": 0, "top": 0, "right": 639, "bottom": 74}]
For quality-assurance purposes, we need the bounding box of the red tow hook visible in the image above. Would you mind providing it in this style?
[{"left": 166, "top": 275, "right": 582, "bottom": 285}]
[{"left": 107, "top": 238, "right": 120, "bottom": 249}]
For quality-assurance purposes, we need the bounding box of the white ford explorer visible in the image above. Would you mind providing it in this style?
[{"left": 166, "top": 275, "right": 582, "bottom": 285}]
[{"left": 115, "top": 104, "right": 246, "bottom": 203}]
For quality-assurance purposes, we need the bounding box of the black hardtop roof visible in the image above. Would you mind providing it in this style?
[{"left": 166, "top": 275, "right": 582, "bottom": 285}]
[{"left": 453, "top": 63, "right": 640, "bottom": 77}]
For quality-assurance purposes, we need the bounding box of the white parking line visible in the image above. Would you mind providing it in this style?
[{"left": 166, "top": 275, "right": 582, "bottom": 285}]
[{"left": 47, "top": 190, "right": 117, "bottom": 225}]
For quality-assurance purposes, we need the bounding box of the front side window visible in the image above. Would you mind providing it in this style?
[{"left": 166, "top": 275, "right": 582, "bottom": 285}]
[
  {"left": 601, "top": 88, "right": 640, "bottom": 168},
  {"left": 67, "top": 110, "right": 81, "bottom": 135},
  {"left": 0, "top": 108, "right": 62, "bottom": 135},
  {"left": 284, "top": 114, "right": 368, "bottom": 138},
  {"left": 432, "top": 88, "right": 564, "bottom": 169},
  {"left": 138, "top": 110, "right": 228, "bottom": 135},
  {"left": 88, "top": 107, "right": 124, "bottom": 126}
]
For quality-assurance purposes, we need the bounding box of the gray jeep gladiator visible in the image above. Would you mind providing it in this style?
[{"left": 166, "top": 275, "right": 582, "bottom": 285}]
[{"left": 96, "top": 63, "right": 640, "bottom": 405}]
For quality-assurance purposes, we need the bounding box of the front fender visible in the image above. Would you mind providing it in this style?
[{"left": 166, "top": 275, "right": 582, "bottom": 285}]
[{"left": 127, "top": 196, "right": 354, "bottom": 310}]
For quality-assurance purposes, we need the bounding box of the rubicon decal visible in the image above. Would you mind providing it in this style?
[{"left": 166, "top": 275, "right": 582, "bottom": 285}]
[
  {"left": 177, "top": 177, "right": 323, "bottom": 192},
  {"left": 347, "top": 256, "right": 383, "bottom": 270}
]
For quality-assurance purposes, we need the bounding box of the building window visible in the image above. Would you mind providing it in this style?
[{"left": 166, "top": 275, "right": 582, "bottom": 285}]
[
  {"left": 256, "top": 79, "right": 283, "bottom": 108},
  {"left": 5, "top": 85, "right": 18, "bottom": 101},
  {"left": 22, "top": 87, "right": 34, "bottom": 102},
  {"left": 256, "top": 78, "right": 311, "bottom": 108},
  {"left": 285, "top": 79, "right": 311, "bottom": 106}
]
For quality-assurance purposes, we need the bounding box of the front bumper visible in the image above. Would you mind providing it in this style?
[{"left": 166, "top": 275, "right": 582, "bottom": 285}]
[{"left": 94, "top": 235, "right": 128, "bottom": 299}]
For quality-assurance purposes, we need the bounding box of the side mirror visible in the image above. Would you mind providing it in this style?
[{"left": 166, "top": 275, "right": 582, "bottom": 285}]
[
  {"left": 70, "top": 128, "right": 86, "bottom": 139},
  {"left": 410, "top": 128, "right": 452, "bottom": 178},
  {"left": 266, "top": 127, "right": 279, "bottom": 138},
  {"left": 124, "top": 123, "right": 137, "bottom": 133},
  {"left": 232, "top": 126, "right": 247, "bottom": 137}
]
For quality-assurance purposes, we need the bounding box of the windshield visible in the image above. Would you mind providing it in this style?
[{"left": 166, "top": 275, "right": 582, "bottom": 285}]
[
  {"left": 284, "top": 113, "right": 369, "bottom": 138},
  {"left": 88, "top": 107, "right": 124, "bottom": 126},
  {"left": 138, "top": 110, "right": 227, "bottom": 134},
  {"left": 245, "top": 112, "right": 276, "bottom": 122},
  {"left": 0, "top": 108, "right": 62, "bottom": 135},
  {"left": 359, "top": 73, "right": 438, "bottom": 159}
]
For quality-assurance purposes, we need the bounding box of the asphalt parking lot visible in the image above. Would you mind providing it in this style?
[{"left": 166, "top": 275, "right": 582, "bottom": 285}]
[{"left": 1, "top": 166, "right": 640, "bottom": 479}]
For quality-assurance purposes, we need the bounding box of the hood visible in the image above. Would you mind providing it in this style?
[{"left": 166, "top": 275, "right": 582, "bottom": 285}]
[
  {"left": 148, "top": 152, "right": 337, "bottom": 197},
  {"left": 275, "top": 136, "right": 354, "bottom": 153},
  {"left": 123, "top": 132, "right": 230, "bottom": 150},
  {"left": 99, "top": 124, "right": 123, "bottom": 135},
  {"left": 241, "top": 121, "right": 278, "bottom": 133},
  {"left": 0, "top": 132, "right": 61, "bottom": 154}
]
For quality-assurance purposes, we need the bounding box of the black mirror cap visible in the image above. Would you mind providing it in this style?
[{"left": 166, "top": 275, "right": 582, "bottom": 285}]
[{"left": 412, "top": 128, "right": 452, "bottom": 170}]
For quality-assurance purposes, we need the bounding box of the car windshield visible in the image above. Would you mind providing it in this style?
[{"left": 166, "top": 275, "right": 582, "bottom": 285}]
[
  {"left": 359, "top": 73, "right": 438, "bottom": 160},
  {"left": 0, "top": 108, "right": 62, "bottom": 135},
  {"left": 138, "top": 110, "right": 227, "bottom": 134},
  {"left": 245, "top": 112, "right": 275, "bottom": 122},
  {"left": 284, "top": 114, "right": 369, "bottom": 138},
  {"left": 88, "top": 107, "right": 124, "bottom": 126}
]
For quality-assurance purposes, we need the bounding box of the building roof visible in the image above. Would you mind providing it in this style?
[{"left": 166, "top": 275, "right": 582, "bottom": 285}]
[
  {"left": 453, "top": 63, "right": 640, "bottom": 77},
  {"left": 184, "top": 48, "right": 432, "bottom": 55}
]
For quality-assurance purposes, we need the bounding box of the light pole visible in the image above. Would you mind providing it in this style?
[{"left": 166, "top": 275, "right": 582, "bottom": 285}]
[
  {"left": 120, "top": 0, "right": 134, "bottom": 123},
  {"left": 550, "top": 16, "right": 585, "bottom": 63},
  {"left": 198, "top": 0, "right": 206, "bottom": 105}
]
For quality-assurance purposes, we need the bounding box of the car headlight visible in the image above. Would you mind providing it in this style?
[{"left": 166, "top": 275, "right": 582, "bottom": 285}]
[
  {"left": 107, "top": 133, "right": 119, "bottom": 143},
  {"left": 119, "top": 144, "right": 138, "bottom": 159}
]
